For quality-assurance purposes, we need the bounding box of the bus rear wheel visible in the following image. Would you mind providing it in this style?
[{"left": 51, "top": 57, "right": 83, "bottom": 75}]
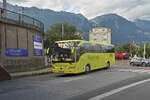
[{"left": 85, "top": 64, "right": 90, "bottom": 73}]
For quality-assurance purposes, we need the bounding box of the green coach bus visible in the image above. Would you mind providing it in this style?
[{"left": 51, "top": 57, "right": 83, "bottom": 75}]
[{"left": 52, "top": 40, "right": 115, "bottom": 74}]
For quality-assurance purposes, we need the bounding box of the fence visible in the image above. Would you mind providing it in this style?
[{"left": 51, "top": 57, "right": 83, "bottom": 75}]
[
  {"left": 0, "top": 8, "right": 44, "bottom": 32},
  {"left": 115, "top": 60, "right": 130, "bottom": 66}
]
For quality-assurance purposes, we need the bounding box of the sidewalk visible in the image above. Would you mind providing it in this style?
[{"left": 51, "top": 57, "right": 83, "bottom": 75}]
[
  {"left": 10, "top": 67, "right": 52, "bottom": 79},
  {"left": 9, "top": 60, "right": 130, "bottom": 79}
]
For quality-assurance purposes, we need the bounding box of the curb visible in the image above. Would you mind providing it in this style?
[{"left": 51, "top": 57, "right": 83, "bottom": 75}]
[{"left": 10, "top": 68, "right": 52, "bottom": 79}]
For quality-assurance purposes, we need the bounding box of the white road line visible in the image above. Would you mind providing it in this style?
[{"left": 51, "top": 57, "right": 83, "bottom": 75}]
[
  {"left": 118, "top": 69, "right": 150, "bottom": 74},
  {"left": 118, "top": 69, "right": 133, "bottom": 72},
  {"left": 137, "top": 69, "right": 149, "bottom": 73},
  {"left": 63, "top": 76, "right": 90, "bottom": 83},
  {"left": 131, "top": 70, "right": 140, "bottom": 73},
  {"left": 89, "top": 78, "right": 150, "bottom": 100},
  {"left": 130, "top": 69, "right": 144, "bottom": 73},
  {"left": 147, "top": 71, "right": 150, "bottom": 73}
]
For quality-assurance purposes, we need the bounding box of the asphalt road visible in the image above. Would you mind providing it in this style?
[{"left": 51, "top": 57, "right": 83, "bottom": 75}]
[
  {"left": 101, "top": 79, "right": 150, "bottom": 100},
  {"left": 0, "top": 67, "right": 150, "bottom": 100}
]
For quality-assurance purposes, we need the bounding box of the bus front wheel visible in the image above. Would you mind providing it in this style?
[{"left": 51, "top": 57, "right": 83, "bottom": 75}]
[{"left": 85, "top": 64, "right": 90, "bottom": 73}]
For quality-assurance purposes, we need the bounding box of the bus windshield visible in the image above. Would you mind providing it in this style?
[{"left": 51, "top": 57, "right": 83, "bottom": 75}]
[{"left": 52, "top": 41, "right": 80, "bottom": 62}]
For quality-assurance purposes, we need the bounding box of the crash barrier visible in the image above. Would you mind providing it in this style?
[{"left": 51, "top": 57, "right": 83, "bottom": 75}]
[{"left": 0, "top": 8, "right": 44, "bottom": 32}]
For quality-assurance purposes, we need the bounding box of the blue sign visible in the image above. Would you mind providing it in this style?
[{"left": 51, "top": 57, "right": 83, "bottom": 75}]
[
  {"left": 33, "top": 35, "right": 43, "bottom": 56},
  {"left": 33, "top": 35, "right": 42, "bottom": 43},
  {"left": 34, "top": 49, "right": 43, "bottom": 56},
  {"left": 6, "top": 48, "right": 28, "bottom": 57}
]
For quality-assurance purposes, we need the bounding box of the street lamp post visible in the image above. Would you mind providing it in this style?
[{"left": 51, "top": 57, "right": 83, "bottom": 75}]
[
  {"left": 18, "top": 2, "right": 24, "bottom": 23},
  {"left": 2, "top": 0, "right": 6, "bottom": 18},
  {"left": 143, "top": 43, "right": 146, "bottom": 59},
  {"left": 62, "top": 24, "right": 64, "bottom": 40},
  {"left": 21, "top": 7, "right": 24, "bottom": 23}
]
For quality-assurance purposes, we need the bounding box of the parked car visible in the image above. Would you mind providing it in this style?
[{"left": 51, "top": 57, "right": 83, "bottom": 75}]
[{"left": 129, "top": 57, "right": 150, "bottom": 67}]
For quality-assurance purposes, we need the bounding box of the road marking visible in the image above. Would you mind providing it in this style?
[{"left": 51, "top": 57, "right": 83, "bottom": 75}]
[
  {"left": 63, "top": 76, "right": 90, "bottom": 83},
  {"left": 117, "top": 69, "right": 150, "bottom": 74},
  {"left": 89, "top": 78, "right": 150, "bottom": 100},
  {"left": 138, "top": 69, "right": 150, "bottom": 73}
]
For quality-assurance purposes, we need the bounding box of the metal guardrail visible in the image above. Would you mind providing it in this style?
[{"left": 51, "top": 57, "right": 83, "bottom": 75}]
[{"left": 0, "top": 8, "right": 44, "bottom": 32}]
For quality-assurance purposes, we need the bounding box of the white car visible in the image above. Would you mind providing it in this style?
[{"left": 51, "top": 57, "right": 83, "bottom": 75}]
[{"left": 129, "top": 57, "right": 150, "bottom": 67}]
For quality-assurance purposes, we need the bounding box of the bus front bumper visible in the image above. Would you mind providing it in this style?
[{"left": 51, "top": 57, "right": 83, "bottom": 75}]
[{"left": 52, "top": 63, "right": 77, "bottom": 74}]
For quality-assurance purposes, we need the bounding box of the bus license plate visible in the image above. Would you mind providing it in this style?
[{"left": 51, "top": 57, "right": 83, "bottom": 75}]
[{"left": 59, "top": 71, "right": 64, "bottom": 73}]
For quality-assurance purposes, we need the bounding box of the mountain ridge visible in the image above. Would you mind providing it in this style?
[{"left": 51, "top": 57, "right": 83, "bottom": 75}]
[{"left": 0, "top": 2, "right": 150, "bottom": 44}]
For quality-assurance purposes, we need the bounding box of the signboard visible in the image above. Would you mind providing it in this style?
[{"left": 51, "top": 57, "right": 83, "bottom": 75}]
[
  {"left": 34, "top": 49, "right": 43, "bottom": 56},
  {"left": 33, "top": 35, "right": 43, "bottom": 56},
  {"left": 34, "top": 41, "right": 42, "bottom": 49},
  {"left": 6, "top": 48, "right": 28, "bottom": 57},
  {"left": 33, "top": 35, "right": 42, "bottom": 43},
  {"left": 58, "top": 42, "right": 74, "bottom": 49}
]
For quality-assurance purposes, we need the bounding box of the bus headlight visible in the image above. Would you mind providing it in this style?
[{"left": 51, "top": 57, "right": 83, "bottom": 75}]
[{"left": 69, "top": 67, "right": 75, "bottom": 69}]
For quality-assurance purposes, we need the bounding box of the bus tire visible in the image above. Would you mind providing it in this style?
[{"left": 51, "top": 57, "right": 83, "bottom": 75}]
[{"left": 85, "top": 64, "right": 90, "bottom": 73}]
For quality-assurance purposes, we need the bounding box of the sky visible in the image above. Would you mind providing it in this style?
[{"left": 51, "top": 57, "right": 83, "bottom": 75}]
[{"left": 1, "top": 0, "right": 150, "bottom": 20}]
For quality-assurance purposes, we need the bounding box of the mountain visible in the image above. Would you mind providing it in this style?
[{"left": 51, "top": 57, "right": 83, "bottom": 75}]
[
  {"left": 1, "top": 2, "right": 150, "bottom": 44},
  {"left": 135, "top": 19, "right": 150, "bottom": 31},
  {"left": 23, "top": 7, "right": 92, "bottom": 33},
  {"left": 91, "top": 14, "right": 148, "bottom": 45},
  {"left": 134, "top": 19, "right": 150, "bottom": 36},
  {"left": 0, "top": 2, "right": 92, "bottom": 40}
]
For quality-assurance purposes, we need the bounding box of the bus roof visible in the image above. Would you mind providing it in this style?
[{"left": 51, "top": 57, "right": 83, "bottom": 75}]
[
  {"left": 56, "top": 40, "right": 113, "bottom": 46},
  {"left": 55, "top": 40, "right": 83, "bottom": 43}
]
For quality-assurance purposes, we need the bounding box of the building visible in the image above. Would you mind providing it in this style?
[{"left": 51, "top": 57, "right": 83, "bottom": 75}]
[
  {"left": 115, "top": 53, "right": 130, "bottom": 60},
  {"left": 89, "top": 27, "right": 111, "bottom": 44}
]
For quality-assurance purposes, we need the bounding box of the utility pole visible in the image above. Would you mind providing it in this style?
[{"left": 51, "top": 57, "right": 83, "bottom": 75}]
[
  {"left": 62, "top": 24, "right": 64, "bottom": 40},
  {"left": 21, "top": 7, "right": 24, "bottom": 22},
  {"left": 2, "top": 0, "right": 6, "bottom": 18},
  {"left": 94, "top": 23, "right": 96, "bottom": 28},
  {"left": 143, "top": 43, "right": 146, "bottom": 59}
]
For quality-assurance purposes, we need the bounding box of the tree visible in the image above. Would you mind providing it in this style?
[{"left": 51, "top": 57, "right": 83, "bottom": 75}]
[
  {"left": 114, "top": 43, "right": 150, "bottom": 59},
  {"left": 115, "top": 46, "right": 124, "bottom": 53},
  {"left": 138, "top": 44, "right": 150, "bottom": 59},
  {"left": 115, "top": 43, "right": 138, "bottom": 56},
  {"left": 44, "top": 23, "right": 82, "bottom": 49}
]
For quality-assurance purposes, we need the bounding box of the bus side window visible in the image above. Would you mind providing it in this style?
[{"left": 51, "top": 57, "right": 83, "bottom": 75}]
[
  {"left": 79, "top": 46, "right": 85, "bottom": 54},
  {"left": 90, "top": 44, "right": 96, "bottom": 53},
  {"left": 96, "top": 44, "right": 102, "bottom": 53},
  {"left": 101, "top": 45, "right": 108, "bottom": 53},
  {"left": 105, "top": 45, "right": 114, "bottom": 53},
  {"left": 76, "top": 45, "right": 84, "bottom": 56}
]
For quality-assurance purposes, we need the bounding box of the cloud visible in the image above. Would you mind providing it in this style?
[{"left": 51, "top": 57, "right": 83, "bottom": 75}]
[
  {"left": 7, "top": 0, "right": 64, "bottom": 11},
  {"left": 4, "top": 0, "right": 150, "bottom": 20},
  {"left": 10, "top": 0, "right": 28, "bottom": 3}
]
